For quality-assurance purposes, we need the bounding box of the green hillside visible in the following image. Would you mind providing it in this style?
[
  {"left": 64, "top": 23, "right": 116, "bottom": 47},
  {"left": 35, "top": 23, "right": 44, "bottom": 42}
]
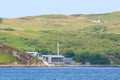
[
  {"left": 0, "top": 52, "right": 17, "bottom": 64},
  {"left": 0, "top": 12, "right": 120, "bottom": 64}
]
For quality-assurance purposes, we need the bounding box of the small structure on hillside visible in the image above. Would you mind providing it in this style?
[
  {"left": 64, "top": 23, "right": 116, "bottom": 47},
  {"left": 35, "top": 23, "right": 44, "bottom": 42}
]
[
  {"left": 26, "top": 52, "right": 39, "bottom": 56},
  {"left": 92, "top": 18, "right": 101, "bottom": 23}
]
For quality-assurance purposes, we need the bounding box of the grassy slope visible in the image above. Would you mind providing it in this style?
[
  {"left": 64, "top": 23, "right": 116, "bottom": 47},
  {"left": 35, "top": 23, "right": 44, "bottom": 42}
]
[
  {"left": 0, "top": 52, "right": 17, "bottom": 64},
  {"left": 0, "top": 12, "right": 120, "bottom": 56}
]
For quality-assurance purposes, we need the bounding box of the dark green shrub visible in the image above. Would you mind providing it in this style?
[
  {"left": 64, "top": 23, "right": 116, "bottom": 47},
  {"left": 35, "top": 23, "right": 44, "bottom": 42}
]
[
  {"left": 90, "top": 54, "right": 110, "bottom": 65},
  {"left": 114, "top": 52, "right": 120, "bottom": 59},
  {"left": 64, "top": 50, "right": 75, "bottom": 59},
  {"left": 79, "top": 52, "right": 91, "bottom": 64},
  {"left": 40, "top": 49, "right": 49, "bottom": 55},
  {"left": 90, "top": 25, "right": 104, "bottom": 32},
  {"left": 78, "top": 52, "right": 110, "bottom": 65},
  {"left": 113, "top": 61, "right": 120, "bottom": 65},
  {"left": 0, "top": 28, "right": 15, "bottom": 31}
]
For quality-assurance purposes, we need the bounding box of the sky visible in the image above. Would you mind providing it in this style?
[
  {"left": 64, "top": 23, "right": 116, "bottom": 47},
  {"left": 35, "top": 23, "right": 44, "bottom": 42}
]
[{"left": 0, "top": 0, "right": 120, "bottom": 18}]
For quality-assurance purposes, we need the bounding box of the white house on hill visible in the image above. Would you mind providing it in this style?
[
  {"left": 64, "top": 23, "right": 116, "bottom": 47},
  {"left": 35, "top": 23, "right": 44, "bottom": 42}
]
[{"left": 92, "top": 18, "right": 101, "bottom": 23}]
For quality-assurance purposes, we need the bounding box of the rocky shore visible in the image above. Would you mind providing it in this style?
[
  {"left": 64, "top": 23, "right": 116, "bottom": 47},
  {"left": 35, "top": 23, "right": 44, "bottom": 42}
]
[
  {"left": 0, "top": 64, "right": 120, "bottom": 68},
  {"left": 0, "top": 64, "right": 48, "bottom": 68}
]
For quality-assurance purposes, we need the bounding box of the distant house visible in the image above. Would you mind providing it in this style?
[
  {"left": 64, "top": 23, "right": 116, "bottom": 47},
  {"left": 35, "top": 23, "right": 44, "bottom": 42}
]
[
  {"left": 26, "top": 52, "right": 39, "bottom": 56},
  {"left": 92, "top": 18, "right": 101, "bottom": 23}
]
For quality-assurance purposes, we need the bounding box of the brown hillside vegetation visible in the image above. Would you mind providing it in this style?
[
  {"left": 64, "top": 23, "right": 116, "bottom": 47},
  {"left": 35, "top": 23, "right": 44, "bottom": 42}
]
[{"left": 0, "top": 44, "right": 45, "bottom": 66}]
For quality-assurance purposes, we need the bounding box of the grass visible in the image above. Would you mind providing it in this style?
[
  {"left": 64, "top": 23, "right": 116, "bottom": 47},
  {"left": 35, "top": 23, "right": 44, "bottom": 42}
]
[
  {"left": 0, "top": 52, "right": 17, "bottom": 64},
  {"left": 0, "top": 12, "right": 120, "bottom": 64}
]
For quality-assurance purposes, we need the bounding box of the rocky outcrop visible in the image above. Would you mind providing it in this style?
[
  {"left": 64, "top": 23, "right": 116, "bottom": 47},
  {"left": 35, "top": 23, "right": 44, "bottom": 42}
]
[{"left": 0, "top": 44, "right": 46, "bottom": 66}]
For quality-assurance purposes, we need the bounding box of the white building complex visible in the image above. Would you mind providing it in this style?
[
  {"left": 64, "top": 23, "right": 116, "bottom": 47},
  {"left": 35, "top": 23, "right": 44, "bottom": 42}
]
[
  {"left": 26, "top": 42, "right": 74, "bottom": 66},
  {"left": 39, "top": 42, "right": 74, "bottom": 66},
  {"left": 40, "top": 55, "right": 64, "bottom": 65}
]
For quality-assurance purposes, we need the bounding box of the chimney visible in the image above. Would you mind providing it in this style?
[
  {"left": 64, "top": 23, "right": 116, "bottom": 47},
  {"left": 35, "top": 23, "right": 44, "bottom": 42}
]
[{"left": 57, "top": 42, "right": 60, "bottom": 55}]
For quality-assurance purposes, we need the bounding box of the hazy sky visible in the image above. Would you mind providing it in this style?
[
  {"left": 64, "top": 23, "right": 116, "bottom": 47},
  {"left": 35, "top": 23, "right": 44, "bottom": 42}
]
[{"left": 0, "top": 0, "right": 120, "bottom": 18}]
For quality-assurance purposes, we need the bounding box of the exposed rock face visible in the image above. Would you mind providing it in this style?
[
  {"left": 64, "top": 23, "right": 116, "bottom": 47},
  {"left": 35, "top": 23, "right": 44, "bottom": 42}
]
[
  {"left": 108, "top": 55, "right": 117, "bottom": 61},
  {"left": 0, "top": 44, "right": 46, "bottom": 66}
]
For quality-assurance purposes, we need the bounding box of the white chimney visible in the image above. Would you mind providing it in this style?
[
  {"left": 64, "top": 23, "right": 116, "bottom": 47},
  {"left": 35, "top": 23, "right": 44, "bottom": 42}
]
[{"left": 57, "top": 42, "right": 60, "bottom": 55}]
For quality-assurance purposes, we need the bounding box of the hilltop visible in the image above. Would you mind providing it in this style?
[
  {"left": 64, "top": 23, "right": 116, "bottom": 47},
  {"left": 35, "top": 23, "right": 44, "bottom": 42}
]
[{"left": 0, "top": 12, "right": 120, "bottom": 65}]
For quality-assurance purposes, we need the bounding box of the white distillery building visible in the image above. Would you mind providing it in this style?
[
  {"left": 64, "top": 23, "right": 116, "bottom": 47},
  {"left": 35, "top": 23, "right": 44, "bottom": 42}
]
[
  {"left": 41, "top": 55, "right": 64, "bottom": 65},
  {"left": 40, "top": 42, "right": 74, "bottom": 65}
]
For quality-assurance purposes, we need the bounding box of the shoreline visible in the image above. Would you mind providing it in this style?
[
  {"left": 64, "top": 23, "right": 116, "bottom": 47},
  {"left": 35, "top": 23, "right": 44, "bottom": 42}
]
[{"left": 0, "top": 64, "right": 120, "bottom": 68}]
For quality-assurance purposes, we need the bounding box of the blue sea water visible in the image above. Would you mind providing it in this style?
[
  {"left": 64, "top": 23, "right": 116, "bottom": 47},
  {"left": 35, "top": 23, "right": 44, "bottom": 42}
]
[{"left": 0, "top": 67, "right": 120, "bottom": 80}]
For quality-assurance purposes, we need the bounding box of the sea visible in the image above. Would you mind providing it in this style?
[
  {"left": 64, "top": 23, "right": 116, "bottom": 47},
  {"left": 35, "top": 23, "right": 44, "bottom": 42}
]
[{"left": 0, "top": 67, "right": 120, "bottom": 80}]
